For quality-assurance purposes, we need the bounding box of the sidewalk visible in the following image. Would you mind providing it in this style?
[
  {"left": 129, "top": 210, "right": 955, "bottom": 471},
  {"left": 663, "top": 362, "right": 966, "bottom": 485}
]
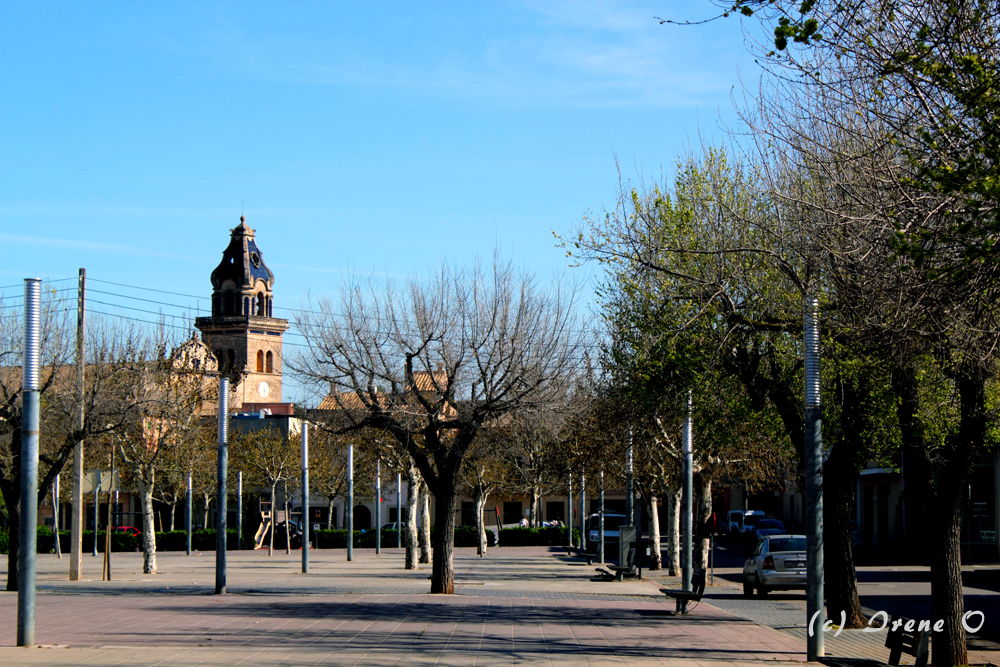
[{"left": 0, "top": 547, "right": 988, "bottom": 666}]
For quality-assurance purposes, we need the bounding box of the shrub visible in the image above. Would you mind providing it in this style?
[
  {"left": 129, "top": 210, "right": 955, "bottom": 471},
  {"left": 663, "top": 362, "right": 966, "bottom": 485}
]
[
  {"left": 454, "top": 525, "right": 496, "bottom": 547},
  {"left": 499, "top": 526, "right": 579, "bottom": 547}
]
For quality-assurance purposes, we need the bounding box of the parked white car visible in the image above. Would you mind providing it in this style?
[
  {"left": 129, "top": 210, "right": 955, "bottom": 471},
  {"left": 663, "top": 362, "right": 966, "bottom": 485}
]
[{"left": 742, "top": 534, "right": 807, "bottom": 597}]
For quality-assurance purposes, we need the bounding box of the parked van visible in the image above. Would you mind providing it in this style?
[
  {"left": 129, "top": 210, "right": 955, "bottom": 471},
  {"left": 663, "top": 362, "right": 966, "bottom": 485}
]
[
  {"left": 586, "top": 513, "right": 628, "bottom": 553},
  {"left": 727, "top": 510, "right": 766, "bottom": 535}
]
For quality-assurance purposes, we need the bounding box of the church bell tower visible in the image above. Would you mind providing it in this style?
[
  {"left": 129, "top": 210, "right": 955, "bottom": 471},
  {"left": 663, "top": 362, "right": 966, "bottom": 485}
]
[{"left": 195, "top": 215, "right": 289, "bottom": 408}]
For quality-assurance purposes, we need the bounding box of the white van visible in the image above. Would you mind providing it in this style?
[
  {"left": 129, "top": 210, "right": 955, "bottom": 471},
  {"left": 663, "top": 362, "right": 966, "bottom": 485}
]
[
  {"left": 586, "top": 513, "right": 628, "bottom": 552},
  {"left": 727, "top": 510, "right": 766, "bottom": 535}
]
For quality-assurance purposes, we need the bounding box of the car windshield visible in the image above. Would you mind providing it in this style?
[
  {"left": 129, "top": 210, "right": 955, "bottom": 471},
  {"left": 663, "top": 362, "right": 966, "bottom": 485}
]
[
  {"left": 769, "top": 537, "right": 806, "bottom": 552},
  {"left": 759, "top": 520, "right": 783, "bottom": 530}
]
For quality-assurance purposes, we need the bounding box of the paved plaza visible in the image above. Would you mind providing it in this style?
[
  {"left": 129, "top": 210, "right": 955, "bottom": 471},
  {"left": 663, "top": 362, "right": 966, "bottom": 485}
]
[{"left": 0, "top": 547, "right": 995, "bottom": 666}]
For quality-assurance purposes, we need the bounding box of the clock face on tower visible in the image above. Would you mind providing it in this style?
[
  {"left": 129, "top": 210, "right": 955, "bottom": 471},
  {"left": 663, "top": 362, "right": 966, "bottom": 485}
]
[{"left": 258, "top": 381, "right": 270, "bottom": 398}]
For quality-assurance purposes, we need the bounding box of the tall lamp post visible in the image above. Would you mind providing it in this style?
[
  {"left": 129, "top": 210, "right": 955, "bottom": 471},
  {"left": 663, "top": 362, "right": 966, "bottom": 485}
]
[
  {"left": 215, "top": 377, "right": 229, "bottom": 595},
  {"left": 347, "top": 444, "right": 354, "bottom": 561},
  {"left": 682, "top": 390, "right": 693, "bottom": 592},
  {"left": 17, "top": 278, "right": 41, "bottom": 646},
  {"left": 804, "top": 296, "right": 824, "bottom": 661},
  {"left": 301, "top": 423, "right": 309, "bottom": 574}
]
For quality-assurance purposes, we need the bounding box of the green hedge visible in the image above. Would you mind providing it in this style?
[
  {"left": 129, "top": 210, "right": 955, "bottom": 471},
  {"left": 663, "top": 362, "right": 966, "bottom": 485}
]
[
  {"left": 311, "top": 526, "right": 495, "bottom": 549},
  {"left": 498, "top": 526, "right": 580, "bottom": 547},
  {"left": 0, "top": 528, "right": 248, "bottom": 554}
]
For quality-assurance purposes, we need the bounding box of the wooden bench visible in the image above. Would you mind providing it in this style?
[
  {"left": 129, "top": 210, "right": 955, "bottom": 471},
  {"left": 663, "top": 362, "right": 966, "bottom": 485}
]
[
  {"left": 659, "top": 568, "right": 706, "bottom": 614},
  {"left": 595, "top": 544, "right": 638, "bottom": 581},
  {"left": 885, "top": 616, "right": 929, "bottom": 667}
]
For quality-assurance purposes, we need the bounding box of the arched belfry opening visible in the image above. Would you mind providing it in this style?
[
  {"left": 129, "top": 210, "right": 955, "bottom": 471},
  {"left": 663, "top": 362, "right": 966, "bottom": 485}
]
[{"left": 195, "top": 215, "right": 289, "bottom": 408}]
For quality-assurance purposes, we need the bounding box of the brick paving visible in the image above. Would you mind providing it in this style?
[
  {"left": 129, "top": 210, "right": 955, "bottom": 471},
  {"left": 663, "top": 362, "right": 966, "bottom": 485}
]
[
  {"left": 0, "top": 548, "right": 810, "bottom": 666},
  {"left": 0, "top": 547, "right": 993, "bottom": 666}
]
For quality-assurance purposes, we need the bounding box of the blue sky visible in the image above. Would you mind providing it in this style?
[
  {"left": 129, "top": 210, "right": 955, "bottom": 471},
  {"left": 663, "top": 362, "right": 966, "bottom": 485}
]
[{"left": 0, "top": 1, "right": 757, "bottom": 403}]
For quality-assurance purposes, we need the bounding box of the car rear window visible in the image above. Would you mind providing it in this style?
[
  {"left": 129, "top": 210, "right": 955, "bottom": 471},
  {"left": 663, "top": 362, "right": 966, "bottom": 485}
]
[
  {"left": 744, "top": 516, "right": 761, "bottom": 527},
  {"left": 769, "top": 538, "right": 806, "bottom": 552},
  {"left": 759, "top": 520, "right": 783, "bottom": 529}
]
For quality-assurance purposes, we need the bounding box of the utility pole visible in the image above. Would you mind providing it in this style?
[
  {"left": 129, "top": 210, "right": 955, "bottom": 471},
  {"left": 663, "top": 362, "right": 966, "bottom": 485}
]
[
  {"left": 54, "top": 474, "right": 61, "bottom": 559},
  {"left": 186, "top": 472, "right": 192, "bottom": 556},
  {"left": 92, "top": 478, "right": 99, "bottom": 557},
  {"left": 17, "top": 278, "right": 41, "bottom": 647},
  {"left": 396, "top": 473, "right": 401, "bottom": 548},
  {"left": 237, "top": 471, "right": 242, "bottom": 551},
  {"left": 598, "top": 471, "right": 605, "bottom": 564},
  {"left": 347, "top": 444, "right": 354, "bottom": 561},
  {"left": 215, "top": 377, "right": 229, "bottom": 595},
  {"left": 70, "top": 268, "right": 85, "bottom": 581},
  {"left": 804, "top": 296, "right": 825, "bottom": 661},
  {"left": 626, "top": 427, "right": 634, "bottom": 527},
  {"left": 301, "top": 423, "right": 309, "bottom": 574},
  {"left": 682, "top": 389, "right": 693, "bottom": 592},
  {"left": 284, "top": 479, "right": 290, "bottom": 556},
  {"left": 579, "top": 474, "right": 586, "bottom": 553},
  {"left": 566, "top": 472, "right": 573, "bottom": 547},
  {"left": 375, "top": 458, "right": 381, "bottom": 555}
]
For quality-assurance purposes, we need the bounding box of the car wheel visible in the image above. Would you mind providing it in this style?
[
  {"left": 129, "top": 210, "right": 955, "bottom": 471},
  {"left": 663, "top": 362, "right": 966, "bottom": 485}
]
[
  {"left": 756, "top": 578, "right": 769, "bottom": 597},
  {"left": 743, "top": 577, "right": 754, "bottom": 597}
]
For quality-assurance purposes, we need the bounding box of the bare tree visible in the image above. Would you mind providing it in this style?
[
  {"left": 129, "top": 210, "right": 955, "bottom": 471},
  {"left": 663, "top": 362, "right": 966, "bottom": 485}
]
[
  {"left": 0, "top": 302, "right": 139, "bottom": 589},
  {"left": 115, "top": 332, "right": 218, "bottom": 573},
  {"left": 293, "top": 256, "right": 583, "bottom": 593}
]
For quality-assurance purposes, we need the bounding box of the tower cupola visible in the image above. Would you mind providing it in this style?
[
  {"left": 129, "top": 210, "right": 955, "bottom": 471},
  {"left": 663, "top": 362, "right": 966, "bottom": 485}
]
[{"left": 210, "top": 215, "right": 276, "bottom": 318}]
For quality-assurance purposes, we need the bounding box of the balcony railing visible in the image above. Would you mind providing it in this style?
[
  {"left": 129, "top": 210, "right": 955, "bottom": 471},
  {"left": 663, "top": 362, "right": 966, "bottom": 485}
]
[{"left": 195, "top": 315, "right": 289, "bottom": 327}]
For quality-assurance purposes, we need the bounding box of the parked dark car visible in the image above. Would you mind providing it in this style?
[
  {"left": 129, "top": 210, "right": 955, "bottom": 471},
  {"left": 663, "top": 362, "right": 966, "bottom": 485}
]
[{"left": 753, "top": 519, "right": 786, "bottom": 542}]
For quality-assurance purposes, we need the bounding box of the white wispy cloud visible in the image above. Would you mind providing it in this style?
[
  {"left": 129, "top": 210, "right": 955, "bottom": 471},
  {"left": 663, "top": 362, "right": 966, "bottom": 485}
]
[{"left": 153, "top": 0, "right": 744, "bottom": 109}]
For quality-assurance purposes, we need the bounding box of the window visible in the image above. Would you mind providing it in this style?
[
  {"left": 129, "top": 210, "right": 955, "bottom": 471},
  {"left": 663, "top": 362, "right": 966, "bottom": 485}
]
[
  {"left": 257, "top": 292, "right": 265, "bottom": 316},
  {"left": 267, "top": 298, "right": 272, "bottom": 317},
  {"left": 226, "top": 349, "right": 236, "bottom": 371},
  {"left": 266, "top": 350, "right": 273, "bottom": 373},
  {"left": 243, "top": 296, "right": 250, "bottom": 315},
  {"left": 256, "top": 350, "right": 264, "bottom": 373}
]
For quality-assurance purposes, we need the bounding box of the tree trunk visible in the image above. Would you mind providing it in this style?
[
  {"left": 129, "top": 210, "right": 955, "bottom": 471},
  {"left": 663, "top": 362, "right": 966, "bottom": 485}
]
[
  {"left": 665, "top": 486, "right": 680, "bottom": 576},
  {"left": 202, "top": 491, "right": 210, "bottom": 529},
  {"left": 405, "top": 465, "right": 420, "bottom": 569},
  {"left": 530, "top": 486, "right": 540, "bottom": 528},
  {"left": 327, "top": 496, "right": 335, "bottom": 530},
  {"left": 693, "top": 475, "right": 712, "bottom": 569},
  {"left": 429, "top": 478, "right": 457, "bottom": 594},
  {"left": 929, "top": 477, "right": 968, "bottom": 667},
  {"left": 475, "top": 490, "right": 490, "bottom": 556},
  {"left": 824, "top": 372, "right": 870, "bottom": 629},
  {"left": 824, "top": 457, "right": 866, "bottom": 628},
  {"left": 928, "top": 372, "right": 984, "bottom": 667},
  {"left": 894, "top": 363, "right": 934, "bottom": 562},
  {"left": 418, "top": 481, "right": 431, "bottom": 564},
  {"left": 648, "top": 495, "right": 662, "bottom": 570},
  {"left": 170, "top": 502, "right": 177, "bottom": 531},
  {"left": 894, "top": 361, "right": 980, "bottom": 666},
  {"left": 138, "top": 471, "right": 157, "bottom": 574}
]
